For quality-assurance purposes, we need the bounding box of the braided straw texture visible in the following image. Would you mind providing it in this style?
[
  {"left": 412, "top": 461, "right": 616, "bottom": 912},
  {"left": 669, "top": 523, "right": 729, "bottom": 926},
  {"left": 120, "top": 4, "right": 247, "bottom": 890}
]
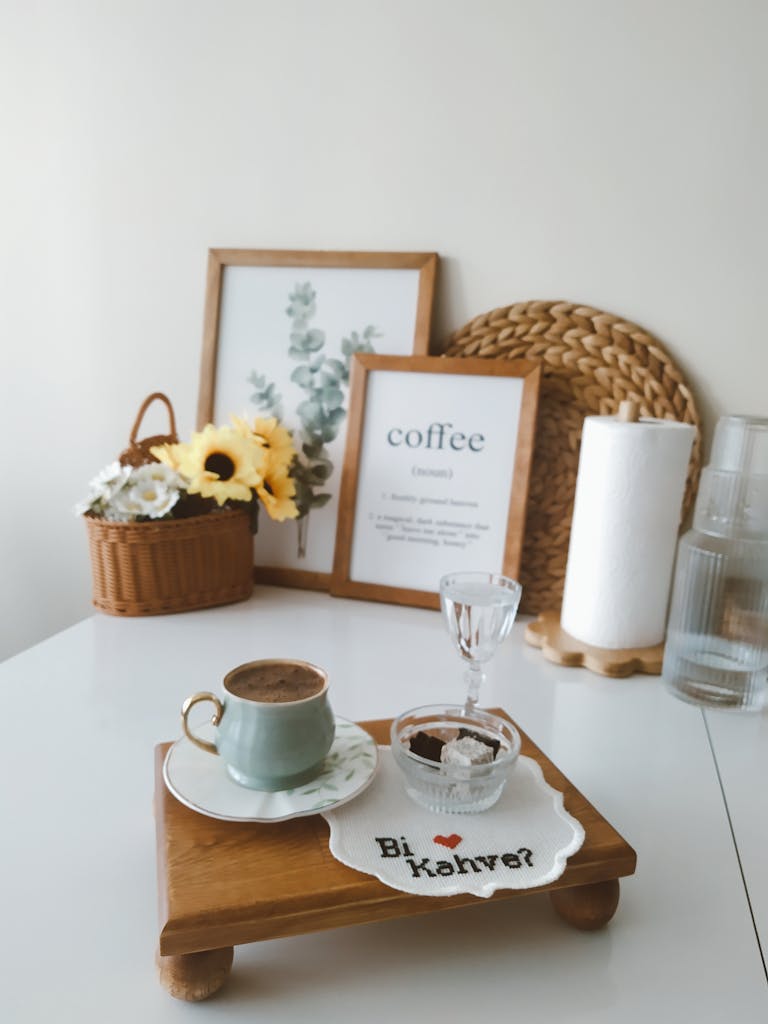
[{"left": 444, "top": 300, "right": 702, "bottom": 615}]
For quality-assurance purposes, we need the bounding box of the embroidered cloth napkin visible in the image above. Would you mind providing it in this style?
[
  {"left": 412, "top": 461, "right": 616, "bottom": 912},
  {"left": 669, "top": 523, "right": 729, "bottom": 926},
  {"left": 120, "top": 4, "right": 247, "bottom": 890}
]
[{"left": 322, "top": 748, "right": 585, "bottom": 898}]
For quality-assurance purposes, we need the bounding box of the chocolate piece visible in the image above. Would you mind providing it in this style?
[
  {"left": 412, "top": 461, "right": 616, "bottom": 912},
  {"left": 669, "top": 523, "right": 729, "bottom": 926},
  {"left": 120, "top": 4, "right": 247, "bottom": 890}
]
[
  {"left": 408, "top": 730, "right": 445, "bottom": 763},
  {"left": 458, "top": 727, "right": 500, "bottom": 759}
]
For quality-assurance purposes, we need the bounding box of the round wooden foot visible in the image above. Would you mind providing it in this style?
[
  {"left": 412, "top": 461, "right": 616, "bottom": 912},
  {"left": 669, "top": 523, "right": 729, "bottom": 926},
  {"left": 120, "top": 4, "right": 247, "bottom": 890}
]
[
  {"left": 549, "top": 879, "right": 620, "bottom": 931},
  {"left": 156, "top": 946, "right": 234, "bottom": 1001}
]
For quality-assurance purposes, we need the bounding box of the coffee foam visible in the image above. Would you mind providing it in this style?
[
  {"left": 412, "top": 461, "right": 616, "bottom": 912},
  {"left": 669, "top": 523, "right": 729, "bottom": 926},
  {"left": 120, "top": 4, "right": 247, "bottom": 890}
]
[{"left": 226, "top": 662, "right": 325, "bottom": 703}]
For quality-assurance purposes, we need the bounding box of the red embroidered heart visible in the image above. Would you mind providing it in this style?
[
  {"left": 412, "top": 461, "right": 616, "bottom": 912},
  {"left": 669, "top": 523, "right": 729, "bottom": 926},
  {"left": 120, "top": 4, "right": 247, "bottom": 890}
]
[{"left": 433, "top": 833, "right": 462, "bottom": 849}]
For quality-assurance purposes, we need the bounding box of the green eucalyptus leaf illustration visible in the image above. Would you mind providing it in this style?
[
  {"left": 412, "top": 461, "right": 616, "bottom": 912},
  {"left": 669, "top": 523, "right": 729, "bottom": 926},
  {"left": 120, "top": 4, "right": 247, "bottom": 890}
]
[
  {"left": 318, "top": 407, "right": 346, "bottom": 443},
  {"left": 307, "top": 463, "right": 332, "bottom": 485},
  {"left": 321, "top": 386, "right": 344, "bottom": 410},
  {"left": 290, "top": 365, "right": 315, "bottom": 387},
  {"left": 292, "top": 479, "right": 313, "bottom": 517},
  {"left": 301, "top": 428, "right": 321, "bottom": 447},
  {"left": 302, "top": 441, "right": 324, "bottom": 459},
  {"left": 248, "top": 281, "right": 380, "bottom": 558},
  {"left": 305, "top": 329, "right": 326, "bottom": 351},
  {"left": 323, "top": 358, "right": 345, "bottom": 380},
  {"left": 297, "top": 398, "right": 323, "bottom": 426},
  {"left": 249, "top": 372, "right": 284, "bottom": 419},
  {"left": 286, "top": 284, "right": 316, "bottom": 321}
]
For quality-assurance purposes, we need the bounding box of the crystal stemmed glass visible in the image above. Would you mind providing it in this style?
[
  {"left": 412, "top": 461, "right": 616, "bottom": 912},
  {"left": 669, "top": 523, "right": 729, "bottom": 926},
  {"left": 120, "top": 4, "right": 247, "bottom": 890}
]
[{"left": 439, "top": 571, "right": 522, "bottom": 713}]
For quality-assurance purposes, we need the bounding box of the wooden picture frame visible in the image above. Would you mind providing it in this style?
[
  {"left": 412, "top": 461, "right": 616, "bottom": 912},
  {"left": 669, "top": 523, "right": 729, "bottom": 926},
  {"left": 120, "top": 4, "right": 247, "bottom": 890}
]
[
  {"left": 197, "top": 249, "right": 438, "bottom": 591},
  {"left": 331, "top": 355, "right": 541, "bottom": 609}
]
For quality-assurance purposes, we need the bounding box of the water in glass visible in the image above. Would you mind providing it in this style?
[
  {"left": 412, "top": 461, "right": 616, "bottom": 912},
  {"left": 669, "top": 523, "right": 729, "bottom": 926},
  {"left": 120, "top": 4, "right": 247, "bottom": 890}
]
[{"left": 440, "top": 572, "right": 522, "bottom": 710}]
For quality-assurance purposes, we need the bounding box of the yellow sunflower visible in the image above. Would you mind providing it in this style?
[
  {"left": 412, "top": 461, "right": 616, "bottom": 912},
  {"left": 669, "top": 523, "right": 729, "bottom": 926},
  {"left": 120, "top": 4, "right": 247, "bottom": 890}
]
[
  {"left": 257, "top": 469, "right": 299, "bottom": 522},
  {"left": 170, "top": 425, "right": 267, "bottom": 506},
  {"left": 232, "top": 415, "right": 296, "bottom": 474},
  {"left": 149, "top": 442, "right": 185, "bottom": 472}
]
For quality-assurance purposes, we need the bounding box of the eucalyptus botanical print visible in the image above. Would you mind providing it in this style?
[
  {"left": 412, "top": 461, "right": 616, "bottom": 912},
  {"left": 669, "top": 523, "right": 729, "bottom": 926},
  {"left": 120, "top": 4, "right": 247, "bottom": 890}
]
[{"left": 249, "top": 282, "right": 380, "bottom": 556}]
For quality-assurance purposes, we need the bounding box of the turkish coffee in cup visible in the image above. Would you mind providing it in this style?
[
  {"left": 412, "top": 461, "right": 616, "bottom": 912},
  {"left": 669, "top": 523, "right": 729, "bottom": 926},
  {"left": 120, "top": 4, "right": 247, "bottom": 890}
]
[
  {"left": 225, "top": 661, "right": 325, "bottom": 703},
  {"left": 181, "top": 659, "right": 335, "bottom": 791}
]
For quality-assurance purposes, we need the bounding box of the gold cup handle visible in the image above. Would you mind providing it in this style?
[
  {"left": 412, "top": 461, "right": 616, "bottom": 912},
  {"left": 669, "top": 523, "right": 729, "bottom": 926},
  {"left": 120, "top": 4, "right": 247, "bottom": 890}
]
[{"left": 181, "top": 692, "right": 224, "bottom": 756}]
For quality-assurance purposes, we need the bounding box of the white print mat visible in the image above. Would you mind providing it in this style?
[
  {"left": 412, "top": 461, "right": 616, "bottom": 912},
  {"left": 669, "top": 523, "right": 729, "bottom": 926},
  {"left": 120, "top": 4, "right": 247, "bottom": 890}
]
[{"left": 322, "top": 749, "right": 585, "bottom": 898}]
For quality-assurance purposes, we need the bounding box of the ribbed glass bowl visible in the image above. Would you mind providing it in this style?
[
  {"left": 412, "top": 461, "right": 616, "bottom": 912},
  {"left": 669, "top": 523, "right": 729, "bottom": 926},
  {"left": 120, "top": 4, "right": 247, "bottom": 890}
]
[{"left": 390, "top": 704, "right": 521, "bottom": 814}]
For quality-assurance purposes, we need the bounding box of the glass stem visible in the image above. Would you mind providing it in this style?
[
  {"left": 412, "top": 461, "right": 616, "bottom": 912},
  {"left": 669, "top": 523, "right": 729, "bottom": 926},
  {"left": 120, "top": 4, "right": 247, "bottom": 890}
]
[{"left": 464, "top": 663, "right": 485, "bottom": 712}]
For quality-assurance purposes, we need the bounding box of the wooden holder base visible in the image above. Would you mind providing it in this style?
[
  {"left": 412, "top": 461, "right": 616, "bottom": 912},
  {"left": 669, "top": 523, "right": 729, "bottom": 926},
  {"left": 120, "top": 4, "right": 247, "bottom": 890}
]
[
  {"left": 525, "top": 611, "right": 664, "bottom": 678},
  {"left": 154, "top": 713, "right": 636, "bottom": 1000}
]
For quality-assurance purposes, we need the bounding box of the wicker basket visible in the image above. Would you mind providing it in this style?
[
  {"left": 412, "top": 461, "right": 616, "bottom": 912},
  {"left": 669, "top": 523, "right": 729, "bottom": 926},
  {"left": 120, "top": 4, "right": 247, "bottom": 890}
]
[
  {"left": 86, "top": 508, "right": 253, "bottom": 616},
  {"left": 84, "top": 393, "right": 254, "bottom": 616}
]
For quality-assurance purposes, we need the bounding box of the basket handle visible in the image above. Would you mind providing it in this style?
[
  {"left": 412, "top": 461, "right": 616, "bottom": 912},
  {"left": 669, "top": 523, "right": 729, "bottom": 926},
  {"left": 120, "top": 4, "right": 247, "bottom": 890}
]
[{"left": 129, "top": 392, "right": 178, "bottom": 445}]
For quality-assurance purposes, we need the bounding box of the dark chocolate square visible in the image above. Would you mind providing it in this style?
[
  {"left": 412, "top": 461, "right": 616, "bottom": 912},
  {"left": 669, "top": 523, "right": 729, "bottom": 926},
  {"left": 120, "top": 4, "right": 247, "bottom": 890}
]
[{"left": 408, "top": 730, "right": 445, "bottom": 763}]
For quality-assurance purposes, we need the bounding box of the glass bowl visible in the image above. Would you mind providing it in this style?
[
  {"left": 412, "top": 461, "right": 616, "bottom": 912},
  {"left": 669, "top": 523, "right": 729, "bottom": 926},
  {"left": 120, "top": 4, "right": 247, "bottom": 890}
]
[{"left": 390, "top": 704, "right": 521, "bottom": 814}]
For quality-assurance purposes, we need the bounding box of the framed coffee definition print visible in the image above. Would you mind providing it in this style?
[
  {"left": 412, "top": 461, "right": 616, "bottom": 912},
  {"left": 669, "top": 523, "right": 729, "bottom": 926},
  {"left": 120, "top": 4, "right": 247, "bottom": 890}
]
[
  {"left": 198, "top": 249, "right": 438, "bottom": 590},
  {"left": 331, "top": 355, "right": 540, "bottom": 609}
]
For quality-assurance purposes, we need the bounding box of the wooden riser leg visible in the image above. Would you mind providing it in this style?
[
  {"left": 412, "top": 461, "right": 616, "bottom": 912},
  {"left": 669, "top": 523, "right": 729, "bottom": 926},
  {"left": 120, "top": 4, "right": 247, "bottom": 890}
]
[
  {"left": 156, "top": 946, "right": 234, "bottom": 1001},
  {"left": 549, "top": 879, "right": 620, "bottom": 931}
]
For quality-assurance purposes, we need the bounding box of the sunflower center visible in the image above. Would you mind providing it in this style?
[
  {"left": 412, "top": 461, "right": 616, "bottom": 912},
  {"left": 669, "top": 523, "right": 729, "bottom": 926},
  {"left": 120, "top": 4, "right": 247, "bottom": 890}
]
[{"left": 205, "top": 452, "right": 235, "bottom": 480}]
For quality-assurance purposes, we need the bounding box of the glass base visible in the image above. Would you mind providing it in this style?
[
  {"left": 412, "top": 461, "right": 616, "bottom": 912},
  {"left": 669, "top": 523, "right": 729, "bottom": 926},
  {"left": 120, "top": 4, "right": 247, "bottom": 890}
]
[
  {"left": 404, "top": 782, "right": 506, "bottom": 815},
  {"left": 665, "top": 677, "right": 767, "bottom": 712},
  {"left": 663, "top": 634, "right": 768, "bottom": 712}
]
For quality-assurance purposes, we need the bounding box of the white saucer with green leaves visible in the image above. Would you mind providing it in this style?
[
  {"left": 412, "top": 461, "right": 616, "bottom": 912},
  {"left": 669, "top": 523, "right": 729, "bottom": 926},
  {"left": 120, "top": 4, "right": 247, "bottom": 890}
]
[{"left": 163, "top": 717, "right": 378, "bottom": 822}]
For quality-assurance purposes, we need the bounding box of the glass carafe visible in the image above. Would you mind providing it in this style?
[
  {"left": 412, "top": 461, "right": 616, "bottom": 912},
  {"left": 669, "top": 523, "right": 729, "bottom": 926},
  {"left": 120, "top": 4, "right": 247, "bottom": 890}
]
[{"left": 663, "top": 415, "right": 768, "bottom": 710}]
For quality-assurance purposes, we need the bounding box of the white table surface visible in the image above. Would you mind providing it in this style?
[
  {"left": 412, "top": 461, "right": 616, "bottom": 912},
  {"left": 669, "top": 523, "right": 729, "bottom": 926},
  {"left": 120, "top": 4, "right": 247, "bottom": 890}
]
[
  {"left": 704, "top": 708, "right": 768, "bottom": 965},
  {"left": 1, "top": 587, "right": 766, "bottom": 1022}
]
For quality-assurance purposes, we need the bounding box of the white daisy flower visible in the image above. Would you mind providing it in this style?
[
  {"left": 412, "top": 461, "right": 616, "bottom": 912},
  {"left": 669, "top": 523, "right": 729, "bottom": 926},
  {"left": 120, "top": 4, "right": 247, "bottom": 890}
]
[
  {"left": 120, "top": 462, "right": 183, "bottom": 519},
  {"left": 75, "top": 461, "right": 132, "bottom": 516},
  {"left": 102, "top": 505, "right": 134, "bottom": 523}
]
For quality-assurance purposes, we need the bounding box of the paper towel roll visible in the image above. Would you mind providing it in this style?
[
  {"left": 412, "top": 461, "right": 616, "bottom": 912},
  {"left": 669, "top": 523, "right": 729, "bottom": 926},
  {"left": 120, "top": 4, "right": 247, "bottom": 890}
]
[{"left": 560, "top": 415, "right": 695, "bottom": 649}]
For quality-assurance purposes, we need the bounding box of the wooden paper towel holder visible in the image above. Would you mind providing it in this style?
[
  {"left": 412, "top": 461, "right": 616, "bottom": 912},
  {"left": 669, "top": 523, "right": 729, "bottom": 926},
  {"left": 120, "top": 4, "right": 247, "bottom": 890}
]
[
  {"left": 524, "top": 401, "right": 664, "bottom": 679},
  {"left": 524, "top": 612, "right": 664, "bottom": 678}
]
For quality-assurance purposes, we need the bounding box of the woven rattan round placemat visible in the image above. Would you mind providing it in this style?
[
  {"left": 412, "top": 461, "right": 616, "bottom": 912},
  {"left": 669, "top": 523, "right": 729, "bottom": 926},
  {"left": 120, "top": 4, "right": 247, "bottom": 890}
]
[{"left": 444, "top": 300, "right": 702, "bottom": 615}]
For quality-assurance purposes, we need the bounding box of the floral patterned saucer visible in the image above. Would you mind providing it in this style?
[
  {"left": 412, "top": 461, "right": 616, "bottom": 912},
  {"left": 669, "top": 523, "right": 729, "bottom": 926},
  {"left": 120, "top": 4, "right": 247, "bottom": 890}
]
[{"left": 163, "top": 717, "right": 378, "bottom": 823}]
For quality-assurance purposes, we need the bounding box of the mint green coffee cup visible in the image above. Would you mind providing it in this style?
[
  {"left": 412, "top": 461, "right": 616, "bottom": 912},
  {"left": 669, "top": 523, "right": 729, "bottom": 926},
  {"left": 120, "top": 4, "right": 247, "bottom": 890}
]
[{"left": 181, "top": 659, "right": 335, "bottom": 791}]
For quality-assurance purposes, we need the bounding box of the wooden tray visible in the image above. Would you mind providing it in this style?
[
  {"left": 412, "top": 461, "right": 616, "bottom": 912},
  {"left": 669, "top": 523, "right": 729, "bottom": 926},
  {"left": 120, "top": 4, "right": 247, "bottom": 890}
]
[{"left": 154, "top": 712, "right": 636, "bottom": 1001}]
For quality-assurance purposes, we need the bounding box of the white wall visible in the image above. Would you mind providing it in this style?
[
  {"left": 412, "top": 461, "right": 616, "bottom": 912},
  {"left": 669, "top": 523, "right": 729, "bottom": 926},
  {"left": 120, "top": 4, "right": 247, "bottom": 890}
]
[{"left": 2, "top": 0, "right": 766, "bottom": 662}]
